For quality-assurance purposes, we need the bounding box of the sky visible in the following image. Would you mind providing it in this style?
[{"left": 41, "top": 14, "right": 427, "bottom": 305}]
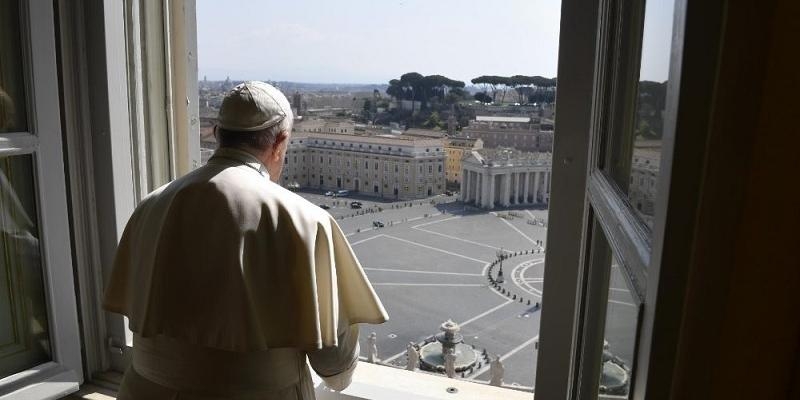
[{"left": 197, "top": 0, "right": 674, "bottom": 85}]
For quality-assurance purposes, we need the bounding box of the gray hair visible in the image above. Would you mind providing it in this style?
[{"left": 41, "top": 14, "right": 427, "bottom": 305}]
[{"left": 217, "top": 113, "right": 293, "bottom": 152}]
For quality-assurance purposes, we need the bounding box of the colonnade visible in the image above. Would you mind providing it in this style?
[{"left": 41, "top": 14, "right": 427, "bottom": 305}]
[{"left": 461, "top": 169, "right": 550, "bottom": 209}]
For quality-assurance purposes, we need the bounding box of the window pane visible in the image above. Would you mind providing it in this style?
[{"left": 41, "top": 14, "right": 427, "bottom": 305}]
[
  {"left": 0, "top": 0, "right": 28, "bottom": 133},
  {"left": 597, "top": 255, "right": 640, "bottom": 398},
  {"left": 0, "top": 154, "right": 52, "bottom": 378},
  {"left": 608, "top": 0, "right": 674, "bottom": 231}
]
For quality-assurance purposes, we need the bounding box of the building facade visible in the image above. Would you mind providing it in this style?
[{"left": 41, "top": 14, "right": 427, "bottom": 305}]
[
  {"left": 461, "top": 115, "right": 554, "bottom": 152},
  {"left": 444, "top": 136, "right": 483, "bottom": 188},
  {"left": 281, "top": 130, "right": 446, "bottom": 200},
  {"left": 461, "top": 148, "right": 552, "bottom": 209},
  {"left": 628, "top": 141, "right": 661, "bottom": 227}
]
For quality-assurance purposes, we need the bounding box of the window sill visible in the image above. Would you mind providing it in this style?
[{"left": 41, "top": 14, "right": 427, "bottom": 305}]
[
  {"left": 0, "top": 362, "right": 80, "bottom": 400},
  {"left": 63, "top": 362, "right": 533, "bottom": 400},
  {"left": 313, "top": 362, "right": 533, "bottom": 400}
]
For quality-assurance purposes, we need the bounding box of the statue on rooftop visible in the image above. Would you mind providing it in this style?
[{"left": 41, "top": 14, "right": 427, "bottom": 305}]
[
  {"left": 406, "top": 342, "right": 420, "bottom": 371},
  {"left": 489, "top": 354, "right": 505, "bottom": 386},
  {"left": 367, "top": 332, "right": 379, "bottom": 363},
  {"left": 444, "top": 348, "right": 457, "bottom": 378}
]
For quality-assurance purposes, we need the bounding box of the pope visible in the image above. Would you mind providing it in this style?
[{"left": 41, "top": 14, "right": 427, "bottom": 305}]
[{"left": 104, "top": 81, "right": 388, "bottom": 400}]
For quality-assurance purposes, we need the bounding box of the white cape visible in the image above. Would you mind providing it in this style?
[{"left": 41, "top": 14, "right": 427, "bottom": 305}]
[{"left": 104, "top": 148, "right": 388, "bottom": 352}]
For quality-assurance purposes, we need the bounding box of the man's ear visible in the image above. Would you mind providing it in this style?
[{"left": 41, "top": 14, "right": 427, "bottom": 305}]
[{"left": 272, "top": 131, "right": 289, "bottom": 158}]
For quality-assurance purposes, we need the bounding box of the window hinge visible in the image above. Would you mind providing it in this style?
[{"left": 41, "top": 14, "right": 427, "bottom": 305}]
[{"left": 107, "top": 337, "right": 125, "bottom": 355}]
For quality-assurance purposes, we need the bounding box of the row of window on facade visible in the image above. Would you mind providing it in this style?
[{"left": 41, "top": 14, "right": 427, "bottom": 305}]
[{"left": 308, "top": 139, "right": 440, "bottom": 153}]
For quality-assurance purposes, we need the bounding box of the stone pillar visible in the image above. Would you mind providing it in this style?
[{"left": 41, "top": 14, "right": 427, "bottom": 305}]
[
  {"left": 472, "top": 171, "right": 478, "bottom": 204},
  {"left": 503, "top": 173, "right": 511, "bottom": 207},
  {"left": 486, "top": 173, "right": 495, "bottom": 209},
  {"left": 523, "top": 172, "right": 530, "bottom": 204},
  {"left": 534, "top": 171, "right": 541, "bottom": 204},
  {"left": 470, "top": 171, "right": 476, "bottom": 203},
  {"left": 499, "top": 174, "right": 506, "bottom": 207},
  {"left": 462, "top": 170, "right": 470, "bottom": 202},
  {"left": 544, "top": 171, "right": 550, "bottom": 203},
  {"left": 475, "top": 172, "right": 482, "bottom": 206},
  {"left": 511, "top": 173, "right": 519, "bottom": 204}
]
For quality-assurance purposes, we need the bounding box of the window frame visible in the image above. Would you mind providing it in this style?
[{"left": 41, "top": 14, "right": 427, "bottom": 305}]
[
  {"left": 538, "top": 0, "right": 725, "bottom": 399},
  {"left": 55, "top": 0, "right": 201, "bottom": 379},
  {"left": 0, "top": 0, "right": 83, "bottom": 397}
]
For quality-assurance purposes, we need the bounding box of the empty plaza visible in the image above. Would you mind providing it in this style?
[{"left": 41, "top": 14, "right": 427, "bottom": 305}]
[{"left": 299, "top": 191, "right": 550, "bottom": 388}]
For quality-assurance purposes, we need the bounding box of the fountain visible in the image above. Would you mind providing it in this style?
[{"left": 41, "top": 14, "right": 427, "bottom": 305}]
[
  {"left": 599, "top": 341, "right": 631, "bottom": 396},
  {"left": 419, "top": 320, "right": 479, "bottom": 374}
]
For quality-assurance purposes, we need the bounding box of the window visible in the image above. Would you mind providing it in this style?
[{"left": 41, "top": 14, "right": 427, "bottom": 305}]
[
  {"left": 538, "top": 0, "right": 687, "bottom": 398},
  {"left": 26, "top": 0, "right": 733, "bottom": 399}
]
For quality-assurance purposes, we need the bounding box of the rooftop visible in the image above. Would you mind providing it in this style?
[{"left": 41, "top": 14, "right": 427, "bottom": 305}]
[{"left": 475, "top": 116, "right": 532, "bottom": 123}]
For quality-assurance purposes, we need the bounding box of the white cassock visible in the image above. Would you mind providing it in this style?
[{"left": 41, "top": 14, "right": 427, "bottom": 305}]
[{"left": 103, "top": 148, "right": 389, "bottom": 400}]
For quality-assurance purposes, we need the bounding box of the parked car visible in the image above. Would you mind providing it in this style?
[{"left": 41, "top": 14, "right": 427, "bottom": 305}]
[
  {"left": 324, "top": 191, "right": 335, "bottom": 196},
  {"left": 350, "top": 203, "right": 362, "bottom": 209},
  {"left": 318, "top": 204, "right": 330, "bottom": 210},
  {"left": 372, "top": 221, "right": 385, "bottom": 228},
  {"left": 335, "top": 189, "right": 350, "bottom": 197},
  {"left": 445, "top": 190, "right": 454, "bottom": 196}
]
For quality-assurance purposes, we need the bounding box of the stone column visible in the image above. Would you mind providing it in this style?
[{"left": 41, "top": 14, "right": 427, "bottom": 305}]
[
  {"left": 504, "top": 173, "right": 511, "bottom": 207},
  {"left": 462, "top": 170, "right": 470, "bottom": 202},
  {"left": 513, "top": 173, "right": 520, "bottom": 205},
  {"left": 533, "top": 171, "right": 541, "bottom": 204},
  {"left": 544, "top": 171, "right": 550, "bottom": 203},
  {"left": 510, "top": 173, "right": 516, "bottom": 205},
  {"left": 475, "top": 172, "right": 482, "bottom": 206},
  {"left": 499, "top": 173, "right": 506, "bottom": 207},
  {"left": 486, "top": 173, "right": 495, "bottom": 209},
  {"left": 523, "top": 172, "right": 530, "bottom": 204}
]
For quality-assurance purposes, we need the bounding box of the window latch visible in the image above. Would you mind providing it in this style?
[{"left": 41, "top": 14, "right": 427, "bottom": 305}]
[{"left": 108, "top": 337, "right": 125, "bottom": 355}]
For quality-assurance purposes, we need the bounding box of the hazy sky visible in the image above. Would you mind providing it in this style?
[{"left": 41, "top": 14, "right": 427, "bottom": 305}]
[{"left": 197, "top": 0, "right": 673, "bottom": 84}]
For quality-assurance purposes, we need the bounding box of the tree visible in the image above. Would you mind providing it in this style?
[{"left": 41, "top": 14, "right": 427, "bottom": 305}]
[
  {"left": 386, "top": 79, "right": 406, "bottom": 100},
  {"left": 510, "top": 75, "right": 537, "bottom": 103},
  {"left": 474, "top": 92, "right": 492, "bottom": 103},
  {"left": 495, "top": 76, "right": 512, "bottom": 104},
  {"left": 471, "top": 76, "right": 491, "bottom": 94},
  {"left": 445, "top": 87, "right": 467, "bottom": 105},
  {"left": 400, "top": 72, "right": 424, "bottom": 112},
  {"left": 472, "top": 76, "right": 499, "bottom": 102},
  {"left": 423, "top": 111, "right": 444, "bottom": 129}
]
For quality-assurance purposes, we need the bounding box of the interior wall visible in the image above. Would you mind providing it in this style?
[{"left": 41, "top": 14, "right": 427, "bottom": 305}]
[{"left": 671, "top": 0, "right": 800, "bottom": 398}]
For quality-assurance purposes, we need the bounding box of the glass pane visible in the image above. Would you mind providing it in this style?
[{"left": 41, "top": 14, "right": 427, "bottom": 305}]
[
  {"left": 598, "top": 255, "right": 640, "bottom": 398},
  {"left": 608, "top": 0, "right": 675, "bottom": 231},
  {"left": 0, "top": 0, "right": 28, "bottom": 133},
  {"left": 0, "top": 154, "right": 52, "bottom": 378}
]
